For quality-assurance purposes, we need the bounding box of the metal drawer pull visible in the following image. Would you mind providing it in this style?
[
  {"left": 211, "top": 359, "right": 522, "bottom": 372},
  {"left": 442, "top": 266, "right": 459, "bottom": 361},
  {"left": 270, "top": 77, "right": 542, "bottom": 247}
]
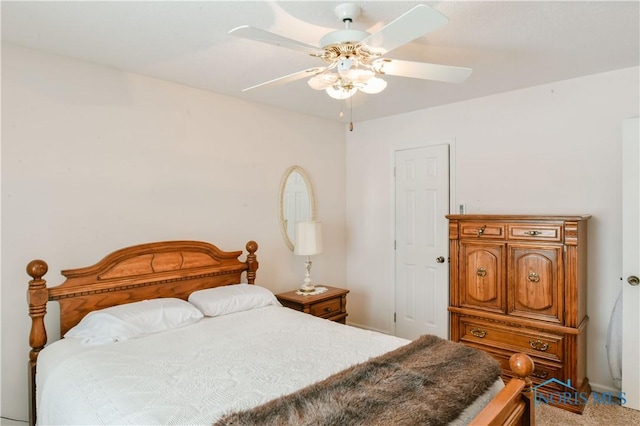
[
  {"left": 476, "top": 267, "right": 487, "bottom": 277},
  {"left": 529, "top": 339, "right": 550, "bottom": 351},
  {"left": 528, "top": 272, "right": 540, "bottom": 282},
  {"left": 324, "top": 307, "right": 333, "bottom": 313},
  {"left": 531, "top": 370, "right": 549, "bottom": 379},
  {"left": 524, "top": 230, "right": 541, "bottom": 236},
  {"left": 470, "top": 328, "right": 487, "bottom": 338},
  {"left": 477, "top": 225, "right": 486, "bottom": 237}
]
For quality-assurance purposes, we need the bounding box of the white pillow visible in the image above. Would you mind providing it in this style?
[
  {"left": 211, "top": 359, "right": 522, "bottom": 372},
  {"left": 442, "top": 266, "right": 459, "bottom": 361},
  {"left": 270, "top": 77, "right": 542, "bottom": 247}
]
[
  {"left": 188, "top": 284, "right": 281, "bottom": 317},
  {"left": 64, "top": 298, "right": 204, "bottom": 345}
]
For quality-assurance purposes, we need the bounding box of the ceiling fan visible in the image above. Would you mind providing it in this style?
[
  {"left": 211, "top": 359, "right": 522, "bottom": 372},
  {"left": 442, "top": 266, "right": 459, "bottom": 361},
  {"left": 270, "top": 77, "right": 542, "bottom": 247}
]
[{"left": 229, "top": 3, "right": 472, "bottom": 100}]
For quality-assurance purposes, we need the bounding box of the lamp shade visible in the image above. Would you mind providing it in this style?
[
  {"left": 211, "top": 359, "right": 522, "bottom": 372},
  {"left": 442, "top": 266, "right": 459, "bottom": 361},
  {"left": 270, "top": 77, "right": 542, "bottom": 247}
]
[{"left": 294, "top": 221, "right": 323, "bottom": 256}]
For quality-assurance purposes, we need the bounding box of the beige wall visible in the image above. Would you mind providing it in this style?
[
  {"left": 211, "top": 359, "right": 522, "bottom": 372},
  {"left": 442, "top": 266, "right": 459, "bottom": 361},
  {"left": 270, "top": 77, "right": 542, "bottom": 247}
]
[
  {"left": 345, "top": 66, "right": 640, "bottom": 393},
  {"left": 0, "top": 43, "right": 347, "bottom": 420}
]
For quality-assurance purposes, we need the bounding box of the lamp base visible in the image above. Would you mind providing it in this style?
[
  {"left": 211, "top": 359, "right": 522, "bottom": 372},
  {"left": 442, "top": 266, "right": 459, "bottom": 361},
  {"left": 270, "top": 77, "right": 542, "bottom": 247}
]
[{"left": 299, "top": 256, "right": 314, "bottom": 293}]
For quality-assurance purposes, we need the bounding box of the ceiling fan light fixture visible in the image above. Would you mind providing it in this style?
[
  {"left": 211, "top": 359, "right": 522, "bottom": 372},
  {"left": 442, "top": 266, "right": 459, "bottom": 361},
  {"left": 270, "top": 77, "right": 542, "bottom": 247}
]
[
  {"left": 326, "top": 85, "right": 357, "bottom": 100},
  {"left": 359, "top": 77, "right": 387, "bottom": 94},
  {"left": 345, "top": 68, "right": 374, "bottom": 83},
  {"left": 308, "top": 73, "right": 339, "bottom": 90},
  {"left": 232, "top": 4, "right": 472, "bottom": 104}
]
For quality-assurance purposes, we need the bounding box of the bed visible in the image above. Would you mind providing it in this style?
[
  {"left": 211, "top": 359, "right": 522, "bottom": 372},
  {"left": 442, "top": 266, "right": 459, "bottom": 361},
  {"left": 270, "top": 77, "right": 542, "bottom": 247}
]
[{"left": 27, "top": 240, "right": 535, "bottom": 425}]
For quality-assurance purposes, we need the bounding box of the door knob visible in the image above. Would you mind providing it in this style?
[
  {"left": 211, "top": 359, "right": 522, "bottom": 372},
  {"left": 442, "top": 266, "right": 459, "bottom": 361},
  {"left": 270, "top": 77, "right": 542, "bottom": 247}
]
[
  {"left": 436, "top": 256, "right": 445, "bottom": 263},
  {"left": 628, "top": 275, "right": 640, "bottom": 286}
]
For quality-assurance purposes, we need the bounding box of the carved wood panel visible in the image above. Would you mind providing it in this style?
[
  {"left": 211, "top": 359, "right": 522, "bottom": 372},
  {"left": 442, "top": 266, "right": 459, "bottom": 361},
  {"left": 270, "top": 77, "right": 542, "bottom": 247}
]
[
  {"left": 460, "top": 241, "right": 506, "bottom": 313},
  {"left": 508, "top": 245, "right": 564, "bottom": 324}
]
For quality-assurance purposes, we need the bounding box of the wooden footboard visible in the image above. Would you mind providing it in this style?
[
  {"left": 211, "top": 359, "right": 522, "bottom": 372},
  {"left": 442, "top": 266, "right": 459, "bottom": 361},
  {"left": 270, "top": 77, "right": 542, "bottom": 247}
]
[{"left": 471, "top": 353, "right": 535, "bottom": 426}]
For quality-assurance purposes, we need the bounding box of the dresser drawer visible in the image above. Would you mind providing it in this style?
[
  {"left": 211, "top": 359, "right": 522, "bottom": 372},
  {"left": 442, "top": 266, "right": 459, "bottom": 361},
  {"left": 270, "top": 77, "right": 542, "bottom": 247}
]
[
  {"left": 460, "top": 222, "right": 506, "bottom": 239},
  {"left": 485, "top": 349, "right": 565, "bottom": 390},
  {"left": 508, "top": 223, "right": 563, "bottom": 242},
  {"left": 459, "top": 317, "right": 564, "bottom": 362},
  {"left": 310, "top": 297, "right": 342, "bottom": 318}
]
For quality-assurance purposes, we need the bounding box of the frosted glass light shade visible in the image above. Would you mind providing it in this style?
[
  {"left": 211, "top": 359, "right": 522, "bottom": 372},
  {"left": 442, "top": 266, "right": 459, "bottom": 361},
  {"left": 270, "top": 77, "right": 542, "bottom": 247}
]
[
  {"left": 359, "top": 77, "right": 387, "bottom": 94},
  {"left": 326, "top": 86, "right": 356, "bottom": 100},
  {"left": 294, "top": 221, "right": 323, "bottom": 256},
  {"left": 308, "top": 73, "right": 339, "bottom": 90},
  {"left": 345, "top": 68, "right": 374, "bottom": 83}
]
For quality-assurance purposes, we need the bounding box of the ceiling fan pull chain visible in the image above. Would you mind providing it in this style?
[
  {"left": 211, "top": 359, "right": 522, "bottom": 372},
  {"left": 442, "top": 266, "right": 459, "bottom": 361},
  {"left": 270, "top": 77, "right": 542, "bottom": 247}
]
[{"left": 349, "top": 97, "right": 354, "bottom": 132}]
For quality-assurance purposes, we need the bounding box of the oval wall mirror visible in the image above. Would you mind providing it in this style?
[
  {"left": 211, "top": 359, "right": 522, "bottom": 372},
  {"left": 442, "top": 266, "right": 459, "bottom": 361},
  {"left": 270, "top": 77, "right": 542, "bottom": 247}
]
[{"left": 278, "top": 166, "right": 316, "bottom": 251}]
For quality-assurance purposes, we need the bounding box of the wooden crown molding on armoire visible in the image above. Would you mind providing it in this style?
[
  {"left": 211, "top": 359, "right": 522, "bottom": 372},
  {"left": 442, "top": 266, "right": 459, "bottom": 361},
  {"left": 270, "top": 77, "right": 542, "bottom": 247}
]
[{"left": 447, "top": 214, "right": 590, "bottom": 414}]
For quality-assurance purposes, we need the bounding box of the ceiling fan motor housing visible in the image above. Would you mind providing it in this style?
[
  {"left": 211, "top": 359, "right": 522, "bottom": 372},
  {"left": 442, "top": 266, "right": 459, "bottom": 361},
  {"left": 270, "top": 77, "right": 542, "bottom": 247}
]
[{"left": 320, "top": 29, "right": 369, "bottom": 48}]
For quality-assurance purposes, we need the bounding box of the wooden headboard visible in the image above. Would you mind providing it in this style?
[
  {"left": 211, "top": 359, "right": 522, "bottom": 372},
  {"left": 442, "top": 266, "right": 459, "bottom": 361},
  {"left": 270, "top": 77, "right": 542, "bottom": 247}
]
[{"left": 26, "top": 239, "right": 258, "bottom": 426}]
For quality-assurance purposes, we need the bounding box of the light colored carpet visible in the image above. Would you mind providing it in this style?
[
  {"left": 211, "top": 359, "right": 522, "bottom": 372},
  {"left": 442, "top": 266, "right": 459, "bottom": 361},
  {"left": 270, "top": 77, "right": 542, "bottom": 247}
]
[{"left": 536, "top": 395, "right": 640, "bottom": 425}]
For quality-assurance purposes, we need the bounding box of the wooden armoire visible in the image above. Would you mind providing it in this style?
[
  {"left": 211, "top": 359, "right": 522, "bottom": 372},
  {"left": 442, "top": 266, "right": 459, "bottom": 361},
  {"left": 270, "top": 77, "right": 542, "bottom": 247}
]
[{"left": 447, "top": 215, "right": 590, "bottom": 413}]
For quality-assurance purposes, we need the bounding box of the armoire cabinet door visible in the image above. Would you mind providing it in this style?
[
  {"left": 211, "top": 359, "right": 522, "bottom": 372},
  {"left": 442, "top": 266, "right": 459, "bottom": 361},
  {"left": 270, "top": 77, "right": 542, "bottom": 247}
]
[
  {"left": 459, "top": 241, "right": 507, "bottom": 313},
  {"left": 508, "top": 244, "right": 564, "bottom": 324}
]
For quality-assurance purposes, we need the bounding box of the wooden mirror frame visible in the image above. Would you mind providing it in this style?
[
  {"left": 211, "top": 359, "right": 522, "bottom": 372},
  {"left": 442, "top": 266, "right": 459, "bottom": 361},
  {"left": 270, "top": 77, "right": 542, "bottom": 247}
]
[{"left": 278, "top": 166, "right": 316, "bottom": 251}]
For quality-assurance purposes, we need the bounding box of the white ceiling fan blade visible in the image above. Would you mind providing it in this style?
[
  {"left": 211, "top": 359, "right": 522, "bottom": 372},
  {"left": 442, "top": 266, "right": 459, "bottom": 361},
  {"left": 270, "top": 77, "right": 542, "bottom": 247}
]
[
  {"left": 361, "top": 5, "right": 449, "bottom": 55},
  {"left": 242, "top": 68, "right": 325, "bottom": 92},
  {"left": 374, "top": 59, "right": 472, "bottom": 83},
  {"left": 229, "top": 25, "right": 322, "bottom": 55}
]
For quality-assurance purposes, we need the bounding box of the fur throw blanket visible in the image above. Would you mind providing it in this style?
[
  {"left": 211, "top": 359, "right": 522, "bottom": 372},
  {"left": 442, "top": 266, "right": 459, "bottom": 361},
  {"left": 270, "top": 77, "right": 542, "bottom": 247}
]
[{"left": 215, "top": 335, "right": 501, "bottom": 426}]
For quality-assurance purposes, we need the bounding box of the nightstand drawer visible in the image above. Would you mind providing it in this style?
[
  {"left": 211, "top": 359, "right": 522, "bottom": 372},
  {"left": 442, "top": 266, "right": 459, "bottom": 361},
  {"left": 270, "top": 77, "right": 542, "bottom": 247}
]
[
  {"left": 459, "top": 317, "right": 564, "bottom": 362},
  {"left": 310, "top": 297, "right": 342, "bottom": 318}
]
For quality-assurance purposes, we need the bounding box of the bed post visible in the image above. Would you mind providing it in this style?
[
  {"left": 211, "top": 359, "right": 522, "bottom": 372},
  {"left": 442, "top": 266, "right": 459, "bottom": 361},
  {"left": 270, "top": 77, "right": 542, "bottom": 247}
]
[
  {"left": 246, "top": 241, "right": 258, "bottom": 284},
  {"left": 510, "top": 353, "right": 535, "bottom": 426},
  {"left": 471, "top": 352, "right": 535, "bottom": 426},
  {"left": 27, "top": 260, "right": 49, "bottom": 426}
]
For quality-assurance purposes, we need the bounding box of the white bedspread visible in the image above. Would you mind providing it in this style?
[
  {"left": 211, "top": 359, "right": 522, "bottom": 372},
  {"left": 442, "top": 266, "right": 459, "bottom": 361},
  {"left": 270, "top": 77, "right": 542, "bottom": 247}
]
[{"left": 36, "top": 306, "right": 502, "bottom": 425}]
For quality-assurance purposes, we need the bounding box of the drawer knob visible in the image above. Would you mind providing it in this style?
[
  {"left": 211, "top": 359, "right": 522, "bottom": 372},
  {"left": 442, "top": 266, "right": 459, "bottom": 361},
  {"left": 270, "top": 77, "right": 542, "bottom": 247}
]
[
  {"left": 524, "top": 230, "right": 541, "bottom": 236},
  {"left": 476, "top": 267, "right": 487, "bottom": 277},
  {"left": 470, "top": 328, "right": 487, "bottom": 338},
  {"left": 477, "top": 225, "right": 486, "bottom": 237},
  {"left": 531, "top": 370, "right": 549, "bottom": 379},
  {"left": 529, "top": 339, "right": 550, "bottom": 351},
  {"left": 324, "top": 307, "right": 333, "bottom": 313},
  {"left": 528, "top": 272, "right": 540, "bottom": 283}
]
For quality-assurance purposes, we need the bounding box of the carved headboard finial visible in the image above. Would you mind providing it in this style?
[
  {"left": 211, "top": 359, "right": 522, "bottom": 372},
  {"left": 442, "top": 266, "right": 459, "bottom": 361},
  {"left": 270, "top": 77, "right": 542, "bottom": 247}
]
[
  {"left": 27, "top": 259, "right": 48, "bottom": 281},
  {"left": 246, "top": 241, "right": 259, "bottom": 284}
]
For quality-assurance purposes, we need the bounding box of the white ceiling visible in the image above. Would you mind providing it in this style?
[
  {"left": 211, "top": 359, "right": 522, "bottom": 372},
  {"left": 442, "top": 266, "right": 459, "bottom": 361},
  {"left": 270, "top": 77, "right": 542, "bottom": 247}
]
[{"left": 2, "top": 1, "right": 639, "bottom": 123}]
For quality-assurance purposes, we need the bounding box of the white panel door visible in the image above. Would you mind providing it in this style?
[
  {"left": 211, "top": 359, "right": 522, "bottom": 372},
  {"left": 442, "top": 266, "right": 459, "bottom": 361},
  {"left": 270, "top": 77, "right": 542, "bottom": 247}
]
[
  {"left": 622, "top": 117, "right": 640, "bottom": 410},
  {"left": 395, "top": 145, "right": 449, "bottom": 340}
]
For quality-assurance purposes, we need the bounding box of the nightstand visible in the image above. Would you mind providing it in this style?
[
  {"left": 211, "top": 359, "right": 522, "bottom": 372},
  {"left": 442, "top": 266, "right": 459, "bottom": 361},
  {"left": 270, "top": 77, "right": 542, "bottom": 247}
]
[{"left": 276, "top": 286, "right": 349, "bottom": 324}]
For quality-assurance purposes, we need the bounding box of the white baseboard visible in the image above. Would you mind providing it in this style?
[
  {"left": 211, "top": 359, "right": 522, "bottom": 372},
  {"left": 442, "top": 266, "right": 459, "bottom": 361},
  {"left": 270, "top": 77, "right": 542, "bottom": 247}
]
[
  {"left": 345, "top": 321, "right": 393, "bottom": 335},
  {"left": 589, "top": 382, "right": 621, "bottom": 394}
]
